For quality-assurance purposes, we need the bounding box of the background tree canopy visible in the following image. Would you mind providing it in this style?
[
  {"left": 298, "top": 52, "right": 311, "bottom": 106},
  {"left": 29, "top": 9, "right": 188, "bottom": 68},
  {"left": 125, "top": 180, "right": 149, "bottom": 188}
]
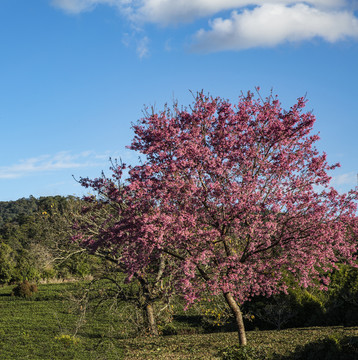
[{"left": 0, "top": 195, "right": 94, "bottom": 283}]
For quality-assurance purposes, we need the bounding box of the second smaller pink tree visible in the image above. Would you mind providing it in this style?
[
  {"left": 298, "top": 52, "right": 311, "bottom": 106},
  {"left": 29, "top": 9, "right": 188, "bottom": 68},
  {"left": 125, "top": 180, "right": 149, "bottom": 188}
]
[{"left": 73, "top": 178, "right": 174, "bottom": 336}]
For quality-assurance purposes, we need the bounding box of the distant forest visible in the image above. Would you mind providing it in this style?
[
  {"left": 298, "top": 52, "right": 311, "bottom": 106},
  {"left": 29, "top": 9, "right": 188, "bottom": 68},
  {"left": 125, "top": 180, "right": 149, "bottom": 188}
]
[
  {"left": 0, "top": 195, "right": 72, "bottom": 226},
  {"left": 0, "top": 195, "right": 96, "bottom": 284}
]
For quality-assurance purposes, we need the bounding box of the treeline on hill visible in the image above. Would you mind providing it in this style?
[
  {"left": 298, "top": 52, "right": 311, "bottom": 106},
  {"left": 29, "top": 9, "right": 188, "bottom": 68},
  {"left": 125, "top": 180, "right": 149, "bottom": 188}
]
[
  {"left": 0, "top": 195, "right": 97, "bottom": 284},
  {"left": 0, "top": 195, "right": 358, "bottom": 334}
]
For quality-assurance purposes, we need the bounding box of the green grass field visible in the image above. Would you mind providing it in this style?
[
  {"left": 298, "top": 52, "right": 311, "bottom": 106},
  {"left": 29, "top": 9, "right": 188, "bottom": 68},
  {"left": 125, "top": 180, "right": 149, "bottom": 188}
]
[
  {"left": 0, "top": 282, "right": 126, "bottom": 359},
  {"left": 0, "top": 282, "right": 357, "bottom": 359}
]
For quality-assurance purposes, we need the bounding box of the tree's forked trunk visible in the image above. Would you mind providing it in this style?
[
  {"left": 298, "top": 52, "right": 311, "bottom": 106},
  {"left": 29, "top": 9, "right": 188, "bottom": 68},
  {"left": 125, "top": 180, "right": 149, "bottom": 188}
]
[
  {"left": 223, "top": 292, "right": 247, "bottom": 346},
  {"left": 145, "top": 302, "right": 159, "bottom": 336}
]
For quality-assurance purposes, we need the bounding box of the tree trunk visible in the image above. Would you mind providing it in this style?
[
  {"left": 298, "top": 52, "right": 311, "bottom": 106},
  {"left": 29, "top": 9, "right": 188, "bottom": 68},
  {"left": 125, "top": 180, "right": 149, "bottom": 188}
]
[
  {"left": 145, "top": 302, "right": 159, "bottom": 336},
  {"left": 223, "top": 292, "right": 247, "bottom": 346}
]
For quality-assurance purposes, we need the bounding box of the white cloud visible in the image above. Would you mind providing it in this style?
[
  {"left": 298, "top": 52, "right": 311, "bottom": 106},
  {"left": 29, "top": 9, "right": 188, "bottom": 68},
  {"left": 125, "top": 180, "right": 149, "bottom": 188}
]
[
  {"left": 52, "top": 0, "right": 350, "bottom": 22},
  {"left": 192, "top": 3, "right": 358, "bottom": 52},
  {"left": 52, "top": 0, "right": 358, "bottom": 52},
  {"left": 0, "top": 151, "right": 110, "bottom": 179},
  {"left": 135, "top": 0, "right": 349, "bottom": 25}
]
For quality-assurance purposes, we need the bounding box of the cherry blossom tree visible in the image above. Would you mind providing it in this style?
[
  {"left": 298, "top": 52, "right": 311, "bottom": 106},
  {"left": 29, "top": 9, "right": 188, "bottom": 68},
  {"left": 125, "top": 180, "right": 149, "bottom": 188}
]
[
  {"left": 79, "top": 90, "right": 358, "bottom": 345},
  {"left": 75, "top": 175, "right": 174, "bottom": 336}
]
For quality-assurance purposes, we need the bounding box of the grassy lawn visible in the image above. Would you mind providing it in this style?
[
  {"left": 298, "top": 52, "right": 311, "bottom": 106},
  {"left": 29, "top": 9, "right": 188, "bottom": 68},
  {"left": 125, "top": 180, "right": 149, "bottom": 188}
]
[
  {"left": 0, "top": 282, "right": 125, "bottom": 359},
  {"left": 118, "top": 327, "right": 358, "bottom": 359},
  {"left": 0, "top": 282, "right": 357, "bottom": 359}
]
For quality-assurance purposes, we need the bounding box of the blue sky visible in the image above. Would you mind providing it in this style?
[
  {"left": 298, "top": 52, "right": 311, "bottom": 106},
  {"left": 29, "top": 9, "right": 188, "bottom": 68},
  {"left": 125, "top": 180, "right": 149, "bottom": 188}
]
[{"left": 0, "top": 0, "right": 357, "bottom": 201}]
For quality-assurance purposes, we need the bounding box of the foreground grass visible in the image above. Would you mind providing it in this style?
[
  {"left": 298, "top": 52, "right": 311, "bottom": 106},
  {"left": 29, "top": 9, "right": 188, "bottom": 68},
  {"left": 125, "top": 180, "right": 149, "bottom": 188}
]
[
  {"left": 0, "top": 282, "right": 125, "bottom": 359},
  {"left": 118, "top": 327, "right": 358, "bottom": 359},
  {"left": 0, "top": 282, "right": 357, "bottom": 359}
]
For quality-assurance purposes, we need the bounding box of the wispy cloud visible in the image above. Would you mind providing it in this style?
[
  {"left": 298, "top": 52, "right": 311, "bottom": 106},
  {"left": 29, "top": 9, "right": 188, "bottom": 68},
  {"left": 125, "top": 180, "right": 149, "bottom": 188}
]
[
  {"left": 0, "top": 151, "right": 112, "bottom": 179},
  {"left": 331, "top": 171, "right": 358, "bottom": 187},
  {"left": 51, "top": 0, "right": 119, "bottom": 14},
  {"left": 136, "top": 36, "right": 150, "bottom": 58},
  {"left": 51, "top": 0, "right": 358, "bottom": 52}
]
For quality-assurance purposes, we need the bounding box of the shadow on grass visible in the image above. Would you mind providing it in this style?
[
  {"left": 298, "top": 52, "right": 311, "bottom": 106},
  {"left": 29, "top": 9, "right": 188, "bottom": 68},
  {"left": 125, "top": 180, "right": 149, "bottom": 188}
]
[
  {"left": 172, "top": 314, "right": 237, "bottom": 334},
  {"left": 273, "top": 335, "right": 358, "bottom": 360},
  {"left": 173, "top": 314, "right": 203, "bottom": 327},
  {"left": 219, "top": 335, "right": 358, "bottom": 360},
  {"left": 0, "top": 293, "right": 12, "bottom": 297},
  {"left": 78, "top": 333, "right": 104, "bottom": 340}
]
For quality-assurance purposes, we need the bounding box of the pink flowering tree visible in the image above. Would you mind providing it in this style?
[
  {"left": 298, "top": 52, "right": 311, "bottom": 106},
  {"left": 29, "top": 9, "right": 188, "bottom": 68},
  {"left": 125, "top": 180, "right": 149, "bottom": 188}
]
[
  {"left": 72, "top": 178, "right": 174, "bottom": 336},
  {"left": 79, "top": 90, "right": 358, "bottom": 345}
]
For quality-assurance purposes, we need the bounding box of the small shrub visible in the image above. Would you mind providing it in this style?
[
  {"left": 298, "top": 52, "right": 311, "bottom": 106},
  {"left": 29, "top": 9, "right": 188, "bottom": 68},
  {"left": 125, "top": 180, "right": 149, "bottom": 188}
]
[
  {"left": 54, "top": 334, "right": 80, "bottom": 347},
  {"left": 29, "top": 283, "right": 38, "bottom": 293},
  {"left": 12, "top": 280, "right": 38, "bottom": 298},
  {"left": 219, "top": 345, "right": 268, "bottom": 360},
  {"left": 41, "top": 267, "right": 57, "bottom": 281}
]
